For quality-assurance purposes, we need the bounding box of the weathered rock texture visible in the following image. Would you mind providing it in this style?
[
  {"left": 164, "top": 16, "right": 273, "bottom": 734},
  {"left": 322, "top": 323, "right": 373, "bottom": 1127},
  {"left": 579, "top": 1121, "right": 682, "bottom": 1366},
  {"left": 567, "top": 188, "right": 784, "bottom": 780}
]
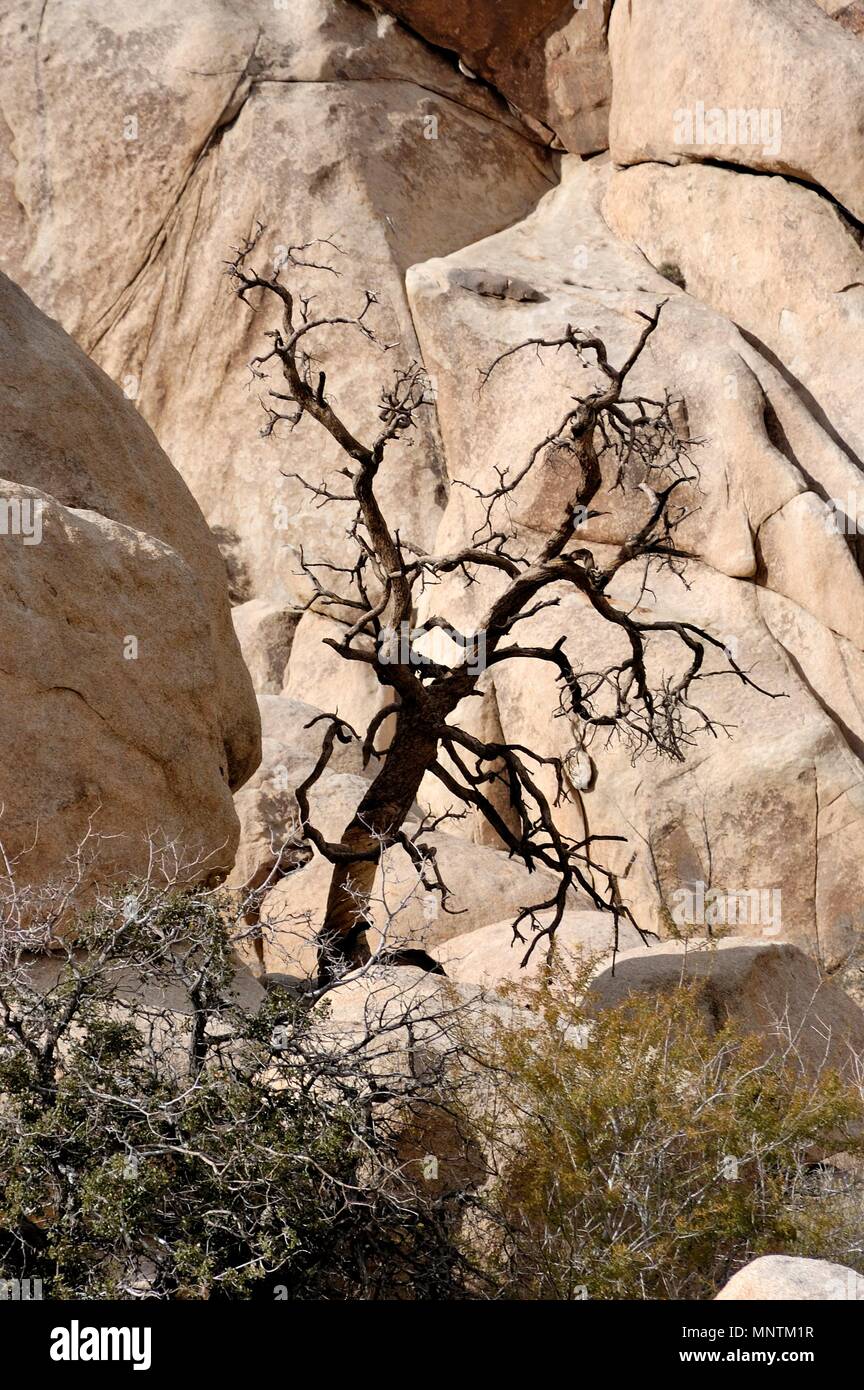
[
  {"left": 715, "top": 1254, "right": 864, "bottom": 1300},
  {"left": 6, "top": 0, "right": 864, "bottom": 994},
  {"left": 590, "top": 938, "right": 864, "bottom": 1081},
  {"left": 608, "top": 0, "right": 864, "bottom": 221},
  {"left": 404, "top": 155, "right": 864, "bottom": 977},
  {"left": 0, "top": 0, "right": 554, "bottom": 607},
  {"left": 231, "top": 599, "right": 298, "bottom": 696},
  {"left": 603, "top": 162, "right": 864, "bottom": 479},
  {"left": 373, "top": 0, "right": 612, "bottom": 153},
  {"left": 438, "top": 910, "right": 645, "bottom": 989},
  {"left": 0, "top": 271, "right": 259, "bottom": 886}
]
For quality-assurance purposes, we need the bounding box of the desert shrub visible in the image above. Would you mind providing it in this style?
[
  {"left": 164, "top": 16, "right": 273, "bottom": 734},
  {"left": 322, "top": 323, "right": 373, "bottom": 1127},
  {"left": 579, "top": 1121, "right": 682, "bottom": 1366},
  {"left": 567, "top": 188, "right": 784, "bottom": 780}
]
[
  {"left": 468, "top": 962, "right": 864, "bottom": 1300},
  {"left": 0, "top": 881, "right": 475, "bottom": 1300},
  {"left": 657, "top": 260, "right": 687, "bottom": 289},
  {"left": 4, "top": 871, "right": 862, "bottom": 1302}
]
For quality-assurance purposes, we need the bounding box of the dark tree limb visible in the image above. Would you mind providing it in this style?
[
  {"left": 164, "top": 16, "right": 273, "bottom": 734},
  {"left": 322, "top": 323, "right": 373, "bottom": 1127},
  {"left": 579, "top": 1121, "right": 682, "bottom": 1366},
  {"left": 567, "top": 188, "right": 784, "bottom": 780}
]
[{"left": 229, "top": 234, "right": 779, "bottom": 983}]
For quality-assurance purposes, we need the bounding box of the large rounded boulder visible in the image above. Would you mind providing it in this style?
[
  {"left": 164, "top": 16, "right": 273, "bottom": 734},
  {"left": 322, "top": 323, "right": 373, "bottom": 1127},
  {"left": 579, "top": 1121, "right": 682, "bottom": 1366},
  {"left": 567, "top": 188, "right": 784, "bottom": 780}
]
[{"left": 0, "top": 272, "right": 260, "bottom": 888}]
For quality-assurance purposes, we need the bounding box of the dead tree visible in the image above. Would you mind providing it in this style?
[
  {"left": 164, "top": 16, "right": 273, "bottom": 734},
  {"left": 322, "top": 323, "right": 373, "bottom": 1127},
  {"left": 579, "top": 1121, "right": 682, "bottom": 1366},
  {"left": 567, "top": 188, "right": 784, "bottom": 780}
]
[{"left": 228, "top": 227, "right": 775, "bottom": 983}]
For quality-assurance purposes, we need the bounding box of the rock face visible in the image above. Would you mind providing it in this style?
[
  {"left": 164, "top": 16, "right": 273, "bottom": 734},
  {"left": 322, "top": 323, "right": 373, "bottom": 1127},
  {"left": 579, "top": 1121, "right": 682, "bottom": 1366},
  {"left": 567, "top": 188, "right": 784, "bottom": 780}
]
[
  {"left": 257, "top": 816, "right": 586, "bottom": 978},
  {"left": 7, "top": 0, "right": 864, "bottom": 1003},
  {"left": 228, "top": 692, "right": 367, "bottom": 908},
  {"left": 0, "top": 272, "right": 259, "bottom": 886},
  {"left": 374, "top": 0, "right": 612, "bottom": 153},
  {"left": 403, "top": 154, "right": 864, "bottom": 978},
  {"left": 283, "top": 611, "right": 390, "bottom": 736},
  {"left": 715, "top": 1255, "right": 864, "bottom": 1300},
  {"left": 590, "top": 938, "right": 864, "bottom": 1081},
  {"left": 608, "top": 0, "right": 864, "bottom": 221},
  {"left": 231, "top": 599, "right": 299, "bottom": 696},
  {"left": 603, "top": 162, "right": 864, "bottom": 476},
  {"left": 438, "top": 910, "right": 645, "bottom": 989},
  {"left": 0, "top": 0, "right": 554, "bottom": 609}
]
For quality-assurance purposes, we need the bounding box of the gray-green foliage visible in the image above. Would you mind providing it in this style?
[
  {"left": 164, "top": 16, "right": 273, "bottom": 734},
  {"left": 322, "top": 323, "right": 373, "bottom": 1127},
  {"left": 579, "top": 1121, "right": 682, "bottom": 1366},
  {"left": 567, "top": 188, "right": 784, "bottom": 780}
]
[{"left": 0, "top": 883, "right": 468, "bottom": 1299}]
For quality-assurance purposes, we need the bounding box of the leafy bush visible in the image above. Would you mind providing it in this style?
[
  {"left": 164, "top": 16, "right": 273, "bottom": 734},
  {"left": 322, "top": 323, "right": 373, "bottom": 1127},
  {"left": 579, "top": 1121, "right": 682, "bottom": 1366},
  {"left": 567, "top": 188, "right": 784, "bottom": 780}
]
[
  {"left": 469, "top": 962, "right": 864, "bottom": 1300},
  {"left": 3, "top": 877, "right": 862, "bottom": 1302},
  {"left": 0, "top": 883, "right": 471, "bottom": 1300}
]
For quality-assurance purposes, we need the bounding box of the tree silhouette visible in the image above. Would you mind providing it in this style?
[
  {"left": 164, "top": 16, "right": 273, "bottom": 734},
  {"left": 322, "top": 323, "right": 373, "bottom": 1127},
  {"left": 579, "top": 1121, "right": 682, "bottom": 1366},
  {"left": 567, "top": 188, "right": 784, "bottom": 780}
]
[{"left": 229, "top": 226, "right": 774, "bottom": 983}]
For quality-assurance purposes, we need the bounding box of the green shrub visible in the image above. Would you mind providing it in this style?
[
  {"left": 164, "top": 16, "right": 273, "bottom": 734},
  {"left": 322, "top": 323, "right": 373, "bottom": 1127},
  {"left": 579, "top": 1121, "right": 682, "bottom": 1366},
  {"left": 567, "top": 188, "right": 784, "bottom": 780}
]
[
  {"left": 0, "top": 885, "right": 470, "bottom": 1300},
  {"left": 658, "top": 260, "right": 687, "bottom": 289},
  {"left": 469, "top": 962, "right": 864, "bottom": 1300},
  {"left": 4, "top": 883, "right": 862, "bottom": 1302}
]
